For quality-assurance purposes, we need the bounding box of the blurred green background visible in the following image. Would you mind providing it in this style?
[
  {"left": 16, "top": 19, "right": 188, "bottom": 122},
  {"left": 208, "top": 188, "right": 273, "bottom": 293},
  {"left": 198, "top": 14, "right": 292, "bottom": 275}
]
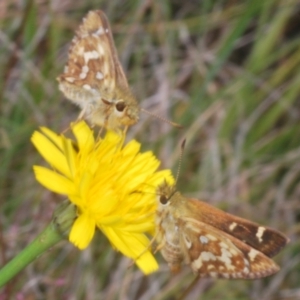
[{"left": 1, "top": 0, "right": 299, "bottom": 299}]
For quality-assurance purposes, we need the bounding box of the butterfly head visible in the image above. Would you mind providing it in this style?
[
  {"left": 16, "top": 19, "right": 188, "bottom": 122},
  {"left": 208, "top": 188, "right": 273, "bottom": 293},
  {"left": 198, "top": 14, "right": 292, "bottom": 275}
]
[
  {"left": 156, "top": 180, "right": 179, "bottom": 209},
  {"left": 96, "top": 88, "right": 139, "bottom": 131},
  {"left": 114, "top": 96, "right": 139, "bottom": 126}
]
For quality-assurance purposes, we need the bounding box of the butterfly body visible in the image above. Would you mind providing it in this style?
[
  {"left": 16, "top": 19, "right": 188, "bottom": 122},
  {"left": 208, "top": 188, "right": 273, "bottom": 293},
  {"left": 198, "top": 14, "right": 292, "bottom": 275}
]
[
  {"left": 57, "top": 10, "right": 139, "bottom": 131},
  {"left": 156, "top": 181, "right": 289, "bottom": 279}
]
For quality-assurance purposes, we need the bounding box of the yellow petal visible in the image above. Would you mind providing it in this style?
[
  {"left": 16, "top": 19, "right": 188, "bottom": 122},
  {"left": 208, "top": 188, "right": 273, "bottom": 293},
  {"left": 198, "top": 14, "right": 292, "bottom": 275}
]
[
  {"left": 96, "top": 215, "right": 121, "bottom": 225},
  {"left": 39, "top": 126, "right": 64, "bottom": 150},
  {"left": 62, "top": 138, "right": 77, "bottom": 179},
  {"left": 148, "top": 170, "right": 174, "bottom": 187},
  {"left": 33, "top": 166, "right": 77, "bottom": 195},
  {"left": 102, "top": 227, "right": 158, "bottom": 274},
  {"left": 69, "top": 213, "right": 96, "bottom": 249},
  {"left": 122, "top": 139, "right": 140, "bottom": 156},
  {"left": 78, "top": 171, "right": 93, "bottom": 199},
  {"left": 119, "top": 221, "right": 154, "bottom": 233},
  {"left": 68, "top": 195, "right": 83, "bottom": 207},
  {"left": 96, "top": 131, "right": 122, "bottom": 160},
  {"left": 135, "top": 250, "right": 159, "bottom": 274},
  {"left": 71, "top": 121, "right": 94, "bottom": 153},
  {"left": 89, "top": 190, "right": 118, "bottom": 215},
  {"left": 31, "top": 131, "right": 71, "bottom": 178}
]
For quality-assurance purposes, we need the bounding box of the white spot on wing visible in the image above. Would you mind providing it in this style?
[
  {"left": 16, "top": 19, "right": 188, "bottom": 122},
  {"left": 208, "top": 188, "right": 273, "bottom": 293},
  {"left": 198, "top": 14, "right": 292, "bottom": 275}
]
[
  {"left": 77, "top": 47, "right": 85, "bottom": 55},
  {"left": 93, "top": 27, "right": 105, "bottom": 36},
  {"left": 192, "top": 258, "right": 203, "bottom": 270},
  {"left": 191, "top": 251, "right": 216, "bottom": 271},
  {"left": 84, "top": 50, "right": 100, "bottom": 63},
  {"left": 256, "top": 226, "right": 266, "bottom": 243},
  {"left": 229, "top": 222, "right": 237, "bottom": 231},
  {"left": 244, "top": 258, "right": 249, "bottom": 267},
  {"left": 82, "top": 65, "right": 89, "bottom": 73},
  {"left": 206, "top": 234, "right": 217, "bottom": 241},
  {"left": 79, "top": 65, "right": 89, "bottom": 79},
  {"left": 228, "top": 244, "right": 238, "bottom": 256},
  {"left": 97, "top": 44, "right": 104, "bottom": 56},
  {"left": 199, "top": 235, "right": 209, "bottom": 244},
  {"left": 202, "top": 251, "right": 216, "bottom": 261},
  {"left": 218, "top": 247, "right": 234, "bottom": 270},
  {"left": 79, "top": 72, "right": 87, "bottom": 79},
  {"left": 65, "top": 77, "right": 75, "bottom": 83},
  {"left": 209, "top": 271, "right": 217, "bottom": 278},
  {"left": 83, "top": 84, "right": 91, "bottom": 90},
  {"left": 219, "top": 242, "right": 229, "bottom": 249},
  {"left": 96, "top": 72, "right": 104, "bottom": 80},
  {"left": 248, "top": 248, "right": 258, "bottom": 261}
]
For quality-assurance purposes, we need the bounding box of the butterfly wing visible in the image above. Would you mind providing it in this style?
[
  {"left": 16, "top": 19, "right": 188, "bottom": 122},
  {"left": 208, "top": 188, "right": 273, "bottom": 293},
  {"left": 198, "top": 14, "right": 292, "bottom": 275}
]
[
  {"left": 57, "top": 10, "right": 129, "bottom": 108},
  {"left": 90, "top": 10, "right": 129, "bottom": 90},
  {"left": 178, "top": 217, "right": 280, "bottom": 279},
  {"left": 186, "top": 198, "right": 288, "bottom": 257}
]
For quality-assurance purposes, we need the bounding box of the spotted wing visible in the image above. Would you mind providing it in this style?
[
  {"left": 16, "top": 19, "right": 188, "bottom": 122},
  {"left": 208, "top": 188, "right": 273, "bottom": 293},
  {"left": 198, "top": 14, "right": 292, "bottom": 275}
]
[
  {"left": 89, "top": 10, "right": 129, "bottom": 90},
  {"left": 57, "top": 10, "right": 129, "bottom": 105},
  {"left": 186, "top": 199, "right": 288, "bottom": 258},
  {"left": 178, "top": 217, "right": 280, "bottom": 279}
]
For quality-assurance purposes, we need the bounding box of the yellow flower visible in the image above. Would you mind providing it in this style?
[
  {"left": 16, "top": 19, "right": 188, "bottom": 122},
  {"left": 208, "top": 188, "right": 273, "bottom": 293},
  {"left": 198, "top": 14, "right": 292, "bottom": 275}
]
[{"left": 31, "top": 121, "right": 174, "bottom": 274}]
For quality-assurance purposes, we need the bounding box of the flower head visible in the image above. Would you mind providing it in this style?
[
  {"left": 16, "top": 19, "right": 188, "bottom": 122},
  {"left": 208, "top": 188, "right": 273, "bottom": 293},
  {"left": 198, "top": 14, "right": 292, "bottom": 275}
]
[{"left": 31, "top": 121, "right": 173, "bottom": 274}]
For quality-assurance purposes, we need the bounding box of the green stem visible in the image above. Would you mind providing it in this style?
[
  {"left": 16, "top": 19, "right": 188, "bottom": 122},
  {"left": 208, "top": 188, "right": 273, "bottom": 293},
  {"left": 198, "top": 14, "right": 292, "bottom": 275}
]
[
  {"left": 0, "top": 221, "right": 62, "bottom": 287},
  {"left": 0, "top": 201, "right": 76, "bottom": 287}
]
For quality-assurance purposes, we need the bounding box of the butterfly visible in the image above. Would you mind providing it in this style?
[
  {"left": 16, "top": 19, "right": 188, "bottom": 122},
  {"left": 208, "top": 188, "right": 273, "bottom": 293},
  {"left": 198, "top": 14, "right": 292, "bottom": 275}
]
[
  {"left": 155, "top": 180, "right": 289, "bottom": 279},
  {"left": 57, "top": 10, "right": 139, "bottom": 132}
]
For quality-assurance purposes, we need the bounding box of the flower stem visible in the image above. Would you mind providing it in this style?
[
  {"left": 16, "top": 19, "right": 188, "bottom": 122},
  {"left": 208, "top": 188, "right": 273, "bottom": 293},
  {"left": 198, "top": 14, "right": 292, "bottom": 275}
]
[
  {"left": 0, "top": 221, "right": 63, "bottom": 287},
  {"left": 0, "top": 201, "right": 76, "bottom": 287}
]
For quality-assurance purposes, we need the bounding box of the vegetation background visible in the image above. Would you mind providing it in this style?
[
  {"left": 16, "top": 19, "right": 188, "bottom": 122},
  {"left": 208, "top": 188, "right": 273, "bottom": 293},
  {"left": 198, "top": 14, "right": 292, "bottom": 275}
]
[{"left": 1, "top": 0, "right": 299, "bottom": 299}]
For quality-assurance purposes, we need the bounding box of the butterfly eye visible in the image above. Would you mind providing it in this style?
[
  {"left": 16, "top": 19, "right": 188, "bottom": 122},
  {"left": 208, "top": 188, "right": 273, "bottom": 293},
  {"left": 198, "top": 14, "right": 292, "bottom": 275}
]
[
  {"left": 159, "top": 195, "right": 169, "bottom": 205},
  {"left": 116, "top": 101, "right": 126, "bottom": 112}
]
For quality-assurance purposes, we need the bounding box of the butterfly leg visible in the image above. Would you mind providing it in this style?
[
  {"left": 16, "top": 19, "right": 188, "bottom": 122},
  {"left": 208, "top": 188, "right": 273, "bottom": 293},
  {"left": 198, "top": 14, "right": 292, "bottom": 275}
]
[
  {"left": 61, "top": 108, "right": 85, "bottom": 134},
  {"left": 95, "top": 127, "right": 104, "bottom": 141},
  {"left": 61, "top": 125, "right": 71, "bottom": 134},
  {"left": 177, "top": 274, "right": 201, "bottom": 300},
  {"left": 123, "top": 126, "right": 128, "bottom": 135},
  {"left": 153, "top": 240, "right": 167, "bottom": 254},
  {"left": 127, "top": 235, "right": 159, "bottom": 269},
  {"left": 77, "top": 108, "right": 86, "bottom": 121}
]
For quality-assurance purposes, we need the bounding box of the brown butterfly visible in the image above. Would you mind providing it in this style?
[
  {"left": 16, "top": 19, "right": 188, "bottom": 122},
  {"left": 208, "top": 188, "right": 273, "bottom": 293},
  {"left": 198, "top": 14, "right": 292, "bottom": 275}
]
[
  {"left": 155, "top": 180, "right": 289, "bottom": 279},
  {"left": 57, "top": 10, "right": 139, "bottom": 132}
]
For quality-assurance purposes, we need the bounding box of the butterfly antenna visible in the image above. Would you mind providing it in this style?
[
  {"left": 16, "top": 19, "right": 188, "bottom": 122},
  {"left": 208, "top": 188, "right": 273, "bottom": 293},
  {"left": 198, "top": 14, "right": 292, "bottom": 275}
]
[
  {"left": 61, "top": 125, "right": 71, "bottom": 134},
  {"left": 141, "top": 108, "right": 183, "bottom": 129},
  {"left": 175, "top": 139, "right": 186, "bottom": 185}
]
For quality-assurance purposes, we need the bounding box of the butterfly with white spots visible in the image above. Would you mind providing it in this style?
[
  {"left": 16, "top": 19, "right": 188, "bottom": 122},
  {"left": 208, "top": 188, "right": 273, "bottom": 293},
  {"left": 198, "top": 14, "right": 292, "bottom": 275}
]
[
  {"left": 57, "top": 10, "right": 139, "bottom": 132},
  {"left": 155, "top": 181, "right": 289, "bottom": 279}
]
